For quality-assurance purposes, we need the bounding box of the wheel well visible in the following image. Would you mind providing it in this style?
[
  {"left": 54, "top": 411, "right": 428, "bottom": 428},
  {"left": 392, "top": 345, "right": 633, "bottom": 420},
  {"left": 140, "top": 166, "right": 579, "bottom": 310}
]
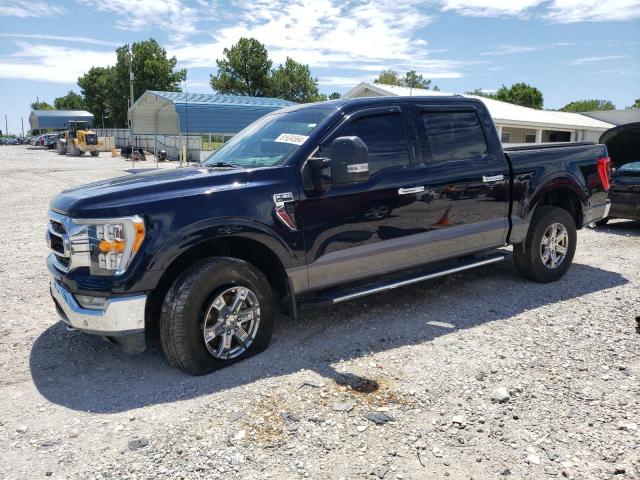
[
  {"left": 535, "top": 186, "right": 583, "bottom": 227},
  {"left": 146, "top": 237, "right": 289, "bottom": 328}
]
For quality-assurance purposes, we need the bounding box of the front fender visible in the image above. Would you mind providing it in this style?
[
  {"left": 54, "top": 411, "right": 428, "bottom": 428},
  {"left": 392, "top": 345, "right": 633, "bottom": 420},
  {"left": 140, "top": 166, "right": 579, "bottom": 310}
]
[{"left": 145, "top": 216, "right": 302, "bottom": 274}]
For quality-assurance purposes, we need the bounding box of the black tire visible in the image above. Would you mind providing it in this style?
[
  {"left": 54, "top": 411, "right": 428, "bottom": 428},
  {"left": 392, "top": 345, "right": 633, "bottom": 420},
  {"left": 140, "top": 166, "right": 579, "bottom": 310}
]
[
  {"left": 90, "top": 151, "right": 99, "bottom": 157},
  {"left": 160, "top": 257, "right": 275, "bottom": 375},
  {"left": 513, "top": 206, "right": 577, "bottom": 283}
]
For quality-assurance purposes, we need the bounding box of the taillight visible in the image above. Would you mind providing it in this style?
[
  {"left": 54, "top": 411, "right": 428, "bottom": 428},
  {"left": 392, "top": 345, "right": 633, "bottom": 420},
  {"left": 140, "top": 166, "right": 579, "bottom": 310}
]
[{"left": 597, "top": 156, "right": 612, "bottom": 191}]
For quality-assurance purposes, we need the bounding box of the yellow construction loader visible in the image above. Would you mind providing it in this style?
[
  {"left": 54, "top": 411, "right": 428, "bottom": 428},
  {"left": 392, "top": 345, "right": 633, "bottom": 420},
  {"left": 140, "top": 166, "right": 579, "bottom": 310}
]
[{"left": 56, "top": 121, "right": 103, "bottom": 156}]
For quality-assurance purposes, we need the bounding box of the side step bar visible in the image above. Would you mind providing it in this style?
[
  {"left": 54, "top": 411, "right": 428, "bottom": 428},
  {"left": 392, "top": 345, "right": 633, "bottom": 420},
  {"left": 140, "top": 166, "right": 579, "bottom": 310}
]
[{"left": 301, "top": 253, "right": 506, "bottom": 307}]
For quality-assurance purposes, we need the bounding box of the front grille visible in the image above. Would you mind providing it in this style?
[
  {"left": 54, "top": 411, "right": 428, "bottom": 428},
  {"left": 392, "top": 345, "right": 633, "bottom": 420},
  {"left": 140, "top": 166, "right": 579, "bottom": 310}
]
[
  {"left": 48, "top": 214, "right": 71, "bottom": 272},
  {"left": 49, "top": 232, "right": 64, "bottom": 255},
  {"left": 50, "top": 219, "right": 66, "bottom": 235}
]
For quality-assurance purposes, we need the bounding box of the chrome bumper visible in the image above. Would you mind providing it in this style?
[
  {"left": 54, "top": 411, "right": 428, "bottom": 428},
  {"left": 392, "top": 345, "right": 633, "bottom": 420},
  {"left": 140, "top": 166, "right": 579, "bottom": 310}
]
[{"left": 50, "top": 279, "right": 146, "bottom": 335}]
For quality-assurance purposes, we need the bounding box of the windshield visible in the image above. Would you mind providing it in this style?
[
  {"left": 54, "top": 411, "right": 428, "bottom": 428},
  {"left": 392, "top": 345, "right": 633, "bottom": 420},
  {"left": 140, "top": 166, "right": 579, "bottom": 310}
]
[{"left": 203, "top": 108, "right": 333, "bottom": 168}]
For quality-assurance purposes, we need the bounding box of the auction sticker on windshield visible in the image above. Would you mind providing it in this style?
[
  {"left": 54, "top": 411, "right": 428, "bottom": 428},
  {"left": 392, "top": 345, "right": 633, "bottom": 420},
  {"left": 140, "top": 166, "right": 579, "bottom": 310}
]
[{"left": 274, "top": 133, "right": 309, "bottom": 145}]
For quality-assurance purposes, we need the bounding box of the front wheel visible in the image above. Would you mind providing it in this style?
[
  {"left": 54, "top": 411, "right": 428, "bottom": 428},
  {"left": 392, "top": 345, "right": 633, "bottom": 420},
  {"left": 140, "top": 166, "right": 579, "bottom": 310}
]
[
  {"left": 160, "top": 257, "right": 275, "bottom": 375},
  {"left": 513, "top": 206, "right": 577, "bottom": 283}
]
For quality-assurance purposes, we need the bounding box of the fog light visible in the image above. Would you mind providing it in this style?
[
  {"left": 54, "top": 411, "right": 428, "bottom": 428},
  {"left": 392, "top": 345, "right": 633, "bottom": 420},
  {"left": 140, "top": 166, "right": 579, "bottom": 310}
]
[{"left": 75, "top": 295, "right": 108, "bottom": 310}]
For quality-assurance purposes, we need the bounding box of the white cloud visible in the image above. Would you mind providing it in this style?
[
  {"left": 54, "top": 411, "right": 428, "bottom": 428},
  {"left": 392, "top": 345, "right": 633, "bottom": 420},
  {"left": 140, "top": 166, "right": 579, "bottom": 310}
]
[
  {"left": 171, "top": 0, "right": 463, "bottom": 81},
  {"left": 547, "top": 0, "right": 640, "bottom": 23},
  {"left": 0, "top": 33, "right": 120, "bottom": 47},
  {"left": 435, "top": 0, "right": 640, "bottom": 22},
  {"left": 480, "top": 45, "right": 550, "bottom": 56},
  {"left": 318, "top": 76, "right": 368, "bottom": 87},
  {"left": 0, "top": 41, "right": 115, "bottom": 83},
  {"left": 436, "top": 0, "right": 543, "bottom": 17},
  {"left": 570, "top": 55, "right": 628, "bottom": 65},
  {"left": 0, "top": 0, "right": 65, "bottom": 17},
  {"left": 79, "top": 0, "right": 198, "bottom": 42}
]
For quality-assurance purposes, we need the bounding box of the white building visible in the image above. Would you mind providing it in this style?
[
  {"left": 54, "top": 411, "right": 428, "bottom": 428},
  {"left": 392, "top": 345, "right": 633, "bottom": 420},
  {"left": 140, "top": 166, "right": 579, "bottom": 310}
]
[
  {"left": 343, "top": 83, "right": 615, "bottom": 144},
  {"left": 581, "top": 109, "right": 640, "bottom": 126}
]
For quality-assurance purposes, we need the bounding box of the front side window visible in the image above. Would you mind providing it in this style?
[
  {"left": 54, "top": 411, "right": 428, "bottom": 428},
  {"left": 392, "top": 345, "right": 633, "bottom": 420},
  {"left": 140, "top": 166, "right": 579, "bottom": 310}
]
[
  {"left": 421, "top": 111, "right": 487, "bottom": 162},
  {"left": 204, "top": 109, "right": 332, "bottom": 168},
  {"left": 319, "top": 112, "right": 410, "bottom": 175}
]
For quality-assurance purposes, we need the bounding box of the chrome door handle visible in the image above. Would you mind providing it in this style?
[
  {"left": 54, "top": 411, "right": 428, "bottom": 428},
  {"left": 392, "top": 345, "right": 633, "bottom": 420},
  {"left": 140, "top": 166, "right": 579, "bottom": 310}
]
[
  {"left": 482, "top": 174, "right": 505, "bottom": 183},
  {"left": 398, "top": 186, "right": 425, "bottom": 195}
]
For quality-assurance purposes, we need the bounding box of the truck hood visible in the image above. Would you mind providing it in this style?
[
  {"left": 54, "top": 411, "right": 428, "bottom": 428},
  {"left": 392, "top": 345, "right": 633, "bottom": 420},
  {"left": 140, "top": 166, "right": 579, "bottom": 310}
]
[{"left": 50, "top": 166, "right": 251, "bottom": 217}]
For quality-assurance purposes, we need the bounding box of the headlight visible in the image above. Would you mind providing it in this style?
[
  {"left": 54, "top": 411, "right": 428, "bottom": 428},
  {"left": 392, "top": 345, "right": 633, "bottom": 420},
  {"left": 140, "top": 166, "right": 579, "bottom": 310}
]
[{"left": 71, "top": 216, "right": 145, "bottom": 275}]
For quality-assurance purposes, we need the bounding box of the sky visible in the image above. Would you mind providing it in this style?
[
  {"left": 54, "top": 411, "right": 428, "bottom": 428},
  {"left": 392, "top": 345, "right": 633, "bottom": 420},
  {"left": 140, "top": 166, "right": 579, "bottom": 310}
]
[{"left": 0, "top": 0, "right": 639, "bottom": 135}]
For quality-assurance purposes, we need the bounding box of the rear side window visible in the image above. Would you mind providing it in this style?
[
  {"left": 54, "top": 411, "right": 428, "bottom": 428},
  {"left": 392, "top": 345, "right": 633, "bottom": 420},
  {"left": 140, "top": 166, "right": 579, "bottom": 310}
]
[
  {"left": 320, "top": 113, "right": 410, "bottom": 174},
  {"left": 420, "top": 111, "right": 487, "bottom": 162}
]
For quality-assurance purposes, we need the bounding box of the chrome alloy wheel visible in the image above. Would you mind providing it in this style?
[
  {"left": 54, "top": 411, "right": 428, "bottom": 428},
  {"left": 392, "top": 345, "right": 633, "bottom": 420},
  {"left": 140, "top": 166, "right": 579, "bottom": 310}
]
[
  {"left": 540, "top": 222, "right": 569, "bottom": 269},
  {"left": 201, "top": 286, "right": 261, "bottom": 359}
]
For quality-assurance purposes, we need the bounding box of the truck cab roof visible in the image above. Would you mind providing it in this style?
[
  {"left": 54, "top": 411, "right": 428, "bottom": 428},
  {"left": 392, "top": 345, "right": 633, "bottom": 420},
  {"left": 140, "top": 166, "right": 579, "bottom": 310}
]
[{"left": 278, "top": 95, "right": 481, "bottom": 115}]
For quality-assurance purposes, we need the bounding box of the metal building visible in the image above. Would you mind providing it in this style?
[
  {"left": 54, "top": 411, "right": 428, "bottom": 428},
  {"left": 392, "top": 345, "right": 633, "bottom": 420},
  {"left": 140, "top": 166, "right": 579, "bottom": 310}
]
[
  {"left": 29, "top": 110, "right": 94, "bottom": 131},
  {"left": 129, "top": 91, "right": 295, "bottom": 137}
]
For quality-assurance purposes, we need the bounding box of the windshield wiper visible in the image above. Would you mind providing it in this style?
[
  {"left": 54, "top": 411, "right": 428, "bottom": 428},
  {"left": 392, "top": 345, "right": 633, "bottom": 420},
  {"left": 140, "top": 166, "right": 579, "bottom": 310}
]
[{"left": 206, "top": 161, "right": 245, "bottom": 170}]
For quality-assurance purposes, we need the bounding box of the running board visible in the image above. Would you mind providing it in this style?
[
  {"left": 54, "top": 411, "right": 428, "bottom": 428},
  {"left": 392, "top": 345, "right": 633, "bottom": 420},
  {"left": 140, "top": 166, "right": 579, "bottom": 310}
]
[{"left": 300, "top": 253, "right": 506, "bottom": 307}]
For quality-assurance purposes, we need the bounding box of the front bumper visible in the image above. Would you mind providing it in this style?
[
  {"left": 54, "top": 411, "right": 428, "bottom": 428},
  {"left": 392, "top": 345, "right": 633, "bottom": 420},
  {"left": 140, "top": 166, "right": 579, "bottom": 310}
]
[{"left": 50, "top": 279, "right": 146, "bottom": 335}]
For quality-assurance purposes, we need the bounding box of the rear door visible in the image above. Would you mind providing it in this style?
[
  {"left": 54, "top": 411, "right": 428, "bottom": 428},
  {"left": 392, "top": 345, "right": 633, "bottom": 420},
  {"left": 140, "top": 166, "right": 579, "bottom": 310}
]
[{"left": 411, "top": 105, "right": 510, "bottom": 257}]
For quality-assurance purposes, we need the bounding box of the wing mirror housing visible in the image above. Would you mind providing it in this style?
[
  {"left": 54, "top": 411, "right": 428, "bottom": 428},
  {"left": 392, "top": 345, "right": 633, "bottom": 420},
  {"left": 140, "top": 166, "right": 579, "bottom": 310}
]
[{"left": 330, "top": 136, "right": 370, "bottom": 185}]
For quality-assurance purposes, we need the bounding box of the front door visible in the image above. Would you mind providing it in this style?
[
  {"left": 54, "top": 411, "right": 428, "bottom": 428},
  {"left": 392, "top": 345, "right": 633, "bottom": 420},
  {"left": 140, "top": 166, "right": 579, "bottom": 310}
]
[{"left": 297, "top": 106, "right": 431, "bottom": 291}]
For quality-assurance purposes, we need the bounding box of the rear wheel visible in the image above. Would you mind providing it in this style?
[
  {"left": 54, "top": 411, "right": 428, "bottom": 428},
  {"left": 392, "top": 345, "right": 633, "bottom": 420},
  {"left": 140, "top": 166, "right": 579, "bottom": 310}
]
[
  {"left": 513, "top": 206, "right": 577, "bottom": 283},
  {"left": 90, "top": 151, "right": 99, "bottom": 157},
  {"left": 160, "top": 257, "right": 275, "bottom": 375}
]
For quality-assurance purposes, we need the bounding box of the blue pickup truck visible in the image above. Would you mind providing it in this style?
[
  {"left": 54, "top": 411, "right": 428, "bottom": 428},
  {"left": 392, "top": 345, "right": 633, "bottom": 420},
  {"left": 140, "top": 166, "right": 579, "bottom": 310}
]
[{"left": 47, "top": 96, "right": 612, "bottom": 374}]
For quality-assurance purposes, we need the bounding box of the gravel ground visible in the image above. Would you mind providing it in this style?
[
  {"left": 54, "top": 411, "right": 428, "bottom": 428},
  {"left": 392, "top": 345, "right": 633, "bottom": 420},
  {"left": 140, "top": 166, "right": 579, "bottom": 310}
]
[{"left": 0, "top": 145, "right": 638, "bottom": 480}]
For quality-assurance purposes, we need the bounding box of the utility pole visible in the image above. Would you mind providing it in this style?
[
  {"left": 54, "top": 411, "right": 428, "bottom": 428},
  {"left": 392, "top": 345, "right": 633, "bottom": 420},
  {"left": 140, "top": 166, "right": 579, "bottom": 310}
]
[
  {"left": 129, "top": 45, "right": 134, "bottom": 120},
  {"left": 5, "top": 115, "right": 8, "bottom": 136},
  {"left": 129, "top": 45, "right": 135, "bottom": 170},
  {"left": 21, "top": 117, "right": 24, "bottom": 137}
]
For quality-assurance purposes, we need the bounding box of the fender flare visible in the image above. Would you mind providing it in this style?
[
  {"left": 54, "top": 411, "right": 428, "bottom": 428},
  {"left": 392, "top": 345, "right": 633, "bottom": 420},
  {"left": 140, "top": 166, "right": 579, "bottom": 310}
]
[
  {"left": 145, "top": 217, "right": 298, "bottom": 274},
  {"left": 520, "top": 173, "right": 587, "bottom": 223}
]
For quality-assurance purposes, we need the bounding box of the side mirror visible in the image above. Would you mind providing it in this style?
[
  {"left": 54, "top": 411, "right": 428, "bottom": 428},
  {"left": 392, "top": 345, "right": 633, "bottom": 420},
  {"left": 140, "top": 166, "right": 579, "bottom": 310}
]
[{"left": 330, "top": 136, "right": 370, "bottom": 185}]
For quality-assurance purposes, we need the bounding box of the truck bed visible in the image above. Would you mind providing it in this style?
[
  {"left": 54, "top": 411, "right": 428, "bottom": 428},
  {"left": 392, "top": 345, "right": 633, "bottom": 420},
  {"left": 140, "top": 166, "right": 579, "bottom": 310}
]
[{"left": 503, "top": 142, "right": 595, "bottom": 151}]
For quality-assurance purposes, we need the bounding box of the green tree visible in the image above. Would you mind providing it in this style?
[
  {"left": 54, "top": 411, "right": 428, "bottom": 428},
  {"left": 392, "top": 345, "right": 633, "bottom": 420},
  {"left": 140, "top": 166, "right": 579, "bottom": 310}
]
[
  {"left": 30, "top": 100, "right": 53, "bottom": 110},
  {"left": 109, "top": 39, "right": 185, "bottom": 127},
  {"left": 560, "top": 99, "right": 615, "bottom": 112},
  {"left": 465, "top": 88, "right": 497, "bottom": 99},
  {"left": 328, "top": 92, "right": 341, "bottom": 100},
  {"left": 54, "top": 90, "right": 85, "bottom": 110},
  {"left": 627, "top": 98, "right": 640, "bottom": 109},
  {"left": 210, "top": 38, "right": 272, "bottom": 96},
  {"left": 374, "top": 69, "right": 438, "bottom": 90},
  {"left": 495, "top": 83, "right": 543, "bottom": 109},
  {"left": 374, "top": 69, "right": 402, "bottom": 86},
  {"left": 402, "top": 70, "right": 437, "bottom": 90},
  {"left": 78, "top": 66, "right": 113, "bottom": 127},
  {"left": 268, "top": 57, "right": 323, "bottom": 103}
]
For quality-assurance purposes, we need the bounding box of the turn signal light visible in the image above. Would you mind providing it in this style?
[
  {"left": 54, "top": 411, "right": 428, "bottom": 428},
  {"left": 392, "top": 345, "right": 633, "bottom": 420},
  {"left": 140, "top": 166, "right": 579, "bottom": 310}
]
[
  {"left": 97, "top": 222, "right": 145, "bottom": 253},
  {"left": 597, "top": 156, "right": 612, "bottom": 191}
]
